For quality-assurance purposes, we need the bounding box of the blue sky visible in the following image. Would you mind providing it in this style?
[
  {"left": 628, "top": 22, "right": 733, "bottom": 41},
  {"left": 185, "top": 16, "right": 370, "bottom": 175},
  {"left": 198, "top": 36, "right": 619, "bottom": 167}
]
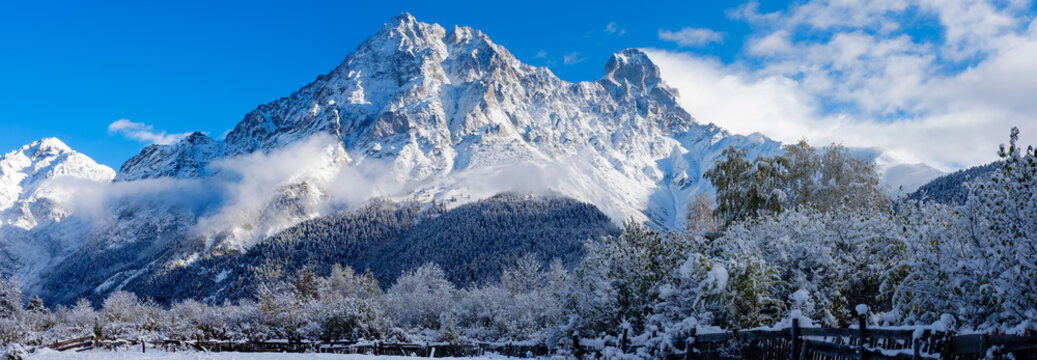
[
  {"left": 3, "top": 0, "right": 1037, "bottom": 170},
  {"left": 0, "top": 0, "right": 761, "bottom": 168}
]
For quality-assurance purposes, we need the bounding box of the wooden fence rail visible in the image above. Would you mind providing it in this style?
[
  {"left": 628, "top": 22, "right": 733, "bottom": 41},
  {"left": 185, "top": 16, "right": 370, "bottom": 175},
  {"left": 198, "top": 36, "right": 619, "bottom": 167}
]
[
  {"left": 677, "top": 315, "right": 1037, "bottom": 360},
  {"left": 42, "top": 315, "right": 1037, "bottom": 359}
]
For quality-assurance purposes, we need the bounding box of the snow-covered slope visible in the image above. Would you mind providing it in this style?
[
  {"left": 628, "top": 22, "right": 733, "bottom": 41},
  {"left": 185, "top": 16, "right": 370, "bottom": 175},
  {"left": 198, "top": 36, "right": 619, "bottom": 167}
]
[
  {"left": 116, "top": 13, "right": 779, "bottom": 237},
  {"left": 0, "top": 138, "right": 114, "bottom": 281}
]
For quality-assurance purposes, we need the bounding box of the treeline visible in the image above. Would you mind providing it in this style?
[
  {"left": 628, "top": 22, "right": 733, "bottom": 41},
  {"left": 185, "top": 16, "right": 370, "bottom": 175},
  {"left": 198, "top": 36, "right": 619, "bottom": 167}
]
[
  {"left": 909, "top": 161, "right": 998, "bottom": 205},
  {"left": 122, "top": 193, "right": 616, "bottom": 304}
]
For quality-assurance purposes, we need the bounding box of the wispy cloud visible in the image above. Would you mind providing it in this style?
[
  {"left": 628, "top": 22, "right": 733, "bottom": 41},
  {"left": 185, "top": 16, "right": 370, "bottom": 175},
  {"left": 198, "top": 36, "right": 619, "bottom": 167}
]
[
  {"left": 108, "top": 119, "right": 189, "bottom": 145},
  {"left": 534, "top": 49, "right": 548, "bottom": 59},
  {"left": 658, "top": 27, "right": 723, "bottom": 47},
  {"left": 604, "top": 22, "right": 626, "bottom": 36},
  {"left": 563, "top": 52, "right": 587, "bottom": 65}
]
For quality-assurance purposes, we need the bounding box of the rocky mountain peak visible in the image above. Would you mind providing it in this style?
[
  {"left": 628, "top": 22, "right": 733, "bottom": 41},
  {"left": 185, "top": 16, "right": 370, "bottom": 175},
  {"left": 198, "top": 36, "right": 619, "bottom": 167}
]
[
  {"left": 1, "top": 138, "right": 114, "bottom": 229},
  {"left": 602, "top": 49, "right": 662, "bottom": 91}
]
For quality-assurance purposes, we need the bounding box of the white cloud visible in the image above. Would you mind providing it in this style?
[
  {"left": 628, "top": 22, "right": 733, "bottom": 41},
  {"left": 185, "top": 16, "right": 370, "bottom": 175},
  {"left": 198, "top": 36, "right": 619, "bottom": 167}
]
[
  {"left": 658, "top": 27, "right": 723, "bottom": 47},
  {"left": 107, "top": 119, "right": 189, "bottom": 145},
  {"left": 652, "top": 0, "right": 1037, "bottom": 170},
  {"left": 604, "top": 22, "right": 626, "bottom": 35},
  {"left": 563, "top": 52, "right": 587, "bottom": 65},
  {"left": 748, "top": 30, "right": 793, "bottom": 55},
  {"left": 534, "top": 50, "right": 548, "bottom": 59}
]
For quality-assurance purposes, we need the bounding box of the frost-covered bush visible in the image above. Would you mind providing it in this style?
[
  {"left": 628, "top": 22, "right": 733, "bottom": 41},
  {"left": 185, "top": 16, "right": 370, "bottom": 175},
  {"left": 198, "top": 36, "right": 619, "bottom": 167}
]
[
  {"left": 656, "top": 253, "right": 784, "bottom": 330},
  {"left": 2, "top": 343, "right": 27, "bottom": 360},
  {"left": 716, "top": 206, "right": 901, "bottom": 326},
  {"left": 562, "top": 223, "right": 695, "bottom": 337}
]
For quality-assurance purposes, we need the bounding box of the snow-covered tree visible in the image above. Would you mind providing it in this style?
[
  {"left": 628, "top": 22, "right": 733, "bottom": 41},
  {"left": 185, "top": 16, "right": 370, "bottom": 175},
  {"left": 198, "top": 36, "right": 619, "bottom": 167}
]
[
  {"left": 684, "top": 192, "right": 716, "bottom": 235},
  {"left": 706, "top": 141, "right": 888, "bottom": 227},
  {"left": 0, "top": 277, "right": 25, "bottom": 347},
  {"left": 56, "top": 298, "right": 99, "bottom": 335},
  {"left": 255, "top": 280, "right": 320, "bottom": 341},
  {"left": 562, "top": 222, "right": 695, "bottom": 336},
  {"left": 385, "top": 262, "right": 456, "bottom": 331},
  {"left": 454, "top": 255, "right": 567, "bottom": 341},
  {"left": 714, "top": 205, "right": 901, "bottom": 326},
  {"left": 0, "top": 277, "right": 21, "bottom": 320},
  {"left": 99, "top": 290, "right": 160, "bottom": 340},
  {"left": 890, "top": 128, "right": 1037, "bottom": 328},
  {"left": 654, "top": 252, "right": 784, "bottom": 330},
  {"left": 315, "top": 265, "right": 390, "bottom": 342}
]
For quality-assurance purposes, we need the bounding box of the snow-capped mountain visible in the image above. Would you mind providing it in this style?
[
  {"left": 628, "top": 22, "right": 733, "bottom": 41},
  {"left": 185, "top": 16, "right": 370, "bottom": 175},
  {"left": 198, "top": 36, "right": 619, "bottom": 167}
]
[
  {"left": 0, "top": 138, "right": 114, "bottom": 282},
  {"left": 116, "top": 13, "right": 779, "bottom": 239},
  {"left": 24, "top": 14, "right": 789, "bottom": 304}
]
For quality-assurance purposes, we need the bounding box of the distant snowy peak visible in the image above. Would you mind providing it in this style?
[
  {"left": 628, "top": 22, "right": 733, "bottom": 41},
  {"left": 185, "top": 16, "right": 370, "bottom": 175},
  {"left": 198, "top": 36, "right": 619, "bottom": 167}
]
[
  {"left": 0, "top": 137, "right": 114, "bottom": 229},
  {"left": 116, "top": 132, "right": 221, "bottom": 181}
]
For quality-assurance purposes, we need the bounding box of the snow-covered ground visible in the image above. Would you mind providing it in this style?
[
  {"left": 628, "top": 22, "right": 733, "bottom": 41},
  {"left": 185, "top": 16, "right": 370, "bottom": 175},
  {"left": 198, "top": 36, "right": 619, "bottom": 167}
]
[{"left": 28, "top": 348, "right": 513, "bottom": 360}]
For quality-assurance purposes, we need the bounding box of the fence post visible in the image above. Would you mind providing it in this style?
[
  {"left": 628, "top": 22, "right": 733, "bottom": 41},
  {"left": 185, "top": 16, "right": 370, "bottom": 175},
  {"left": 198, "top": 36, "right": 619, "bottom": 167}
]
[
  {"left": 686, "top": 326, "right": 697, "bottom": 360},
  {"left": 939, "top": 331, "right": 953, "bottom": 360},
  {"left": 858, "top": 313, "right": 868, "bottom": 360},
  {"left": 573, "top": 333, "right": 582, "bottom": 359},
  {"left": 912, "top": 337, "right": 921, "bottom": 360},
  {"left": 791, "top": 317, "right": 801, "bottom": 360},
  {"left": 622, "top": 328, "right": 629, "bottom": 353}
]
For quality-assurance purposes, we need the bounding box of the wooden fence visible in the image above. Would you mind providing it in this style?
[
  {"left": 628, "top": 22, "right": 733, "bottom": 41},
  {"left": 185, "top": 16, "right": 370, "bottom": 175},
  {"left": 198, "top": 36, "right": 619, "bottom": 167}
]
[
  {"left": 43, "top": 315, "right": 1037, "bottom": 359},
  {"left": 665, "top": 315, "right": 1037, "bottom": 360},
  {"left": 44, "top": 336, "right": 549, "bottom": 357}
]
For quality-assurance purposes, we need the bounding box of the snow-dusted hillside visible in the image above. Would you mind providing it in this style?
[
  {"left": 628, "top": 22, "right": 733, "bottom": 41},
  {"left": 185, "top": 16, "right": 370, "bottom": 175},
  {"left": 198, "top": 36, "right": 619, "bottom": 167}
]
[{"left": 0, "top": 138, "right": 114, "bottom": 282}]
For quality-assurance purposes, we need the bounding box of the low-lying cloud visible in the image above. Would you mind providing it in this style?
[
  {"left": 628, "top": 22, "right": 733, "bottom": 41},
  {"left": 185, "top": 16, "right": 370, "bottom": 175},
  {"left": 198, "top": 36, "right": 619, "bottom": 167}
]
[{"left": 54, "top": 133, "right": 599, "bottom": 252}]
